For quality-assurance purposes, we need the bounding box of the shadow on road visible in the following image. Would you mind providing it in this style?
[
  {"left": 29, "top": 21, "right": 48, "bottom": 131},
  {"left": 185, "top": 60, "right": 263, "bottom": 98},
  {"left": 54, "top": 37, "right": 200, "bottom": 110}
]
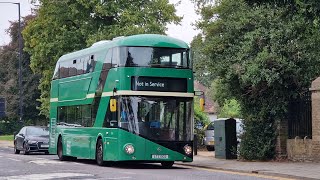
[{"left": 60, "top": 158, "right": 189, "bottom": 169}]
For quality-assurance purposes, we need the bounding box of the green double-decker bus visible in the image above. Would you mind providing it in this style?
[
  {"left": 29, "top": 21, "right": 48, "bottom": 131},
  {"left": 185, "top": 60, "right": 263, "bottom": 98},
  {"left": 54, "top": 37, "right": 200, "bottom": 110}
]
[{"left": 49, "top": 34, "right": 195, "bottom": 168}]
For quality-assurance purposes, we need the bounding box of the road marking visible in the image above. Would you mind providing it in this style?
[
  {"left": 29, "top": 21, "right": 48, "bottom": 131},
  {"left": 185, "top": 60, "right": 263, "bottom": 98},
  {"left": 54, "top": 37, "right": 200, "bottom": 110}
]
[
  {"left": 104, "top": 177, "right": 132, "bottom": 180},
  {"left": 0, "top": 173, "right": 94, "bottom": 180},
  {"left": 0, "top": 155, "right": 2, "bottom": 158},
  {"left": 178, "top": 165, "right": 296, "bottom": 180},
  {"left": 7, "top": 158, "right": 21, "bottom": 162},
  {"left": 121, "top": 172, "right": 136, "bottom": 175},
  {"left": 28, "top": 159, "right": 65, "bottom": 166}
]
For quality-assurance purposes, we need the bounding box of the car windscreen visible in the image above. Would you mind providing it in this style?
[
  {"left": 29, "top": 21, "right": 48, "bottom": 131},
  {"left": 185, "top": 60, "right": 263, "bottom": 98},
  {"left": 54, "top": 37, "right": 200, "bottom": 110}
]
[
  {"left": 207, "top": 122, "right": 214, "bottom": 130},
  {"left": 26, "top": 127, "right": 49, "bottom": 136}
]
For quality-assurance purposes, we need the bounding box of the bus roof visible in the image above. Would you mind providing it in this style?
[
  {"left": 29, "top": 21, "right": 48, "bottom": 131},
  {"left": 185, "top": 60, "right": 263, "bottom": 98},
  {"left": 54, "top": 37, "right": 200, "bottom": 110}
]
[{"left": 58, "top": 34, "right": 189, "bottom": 63}]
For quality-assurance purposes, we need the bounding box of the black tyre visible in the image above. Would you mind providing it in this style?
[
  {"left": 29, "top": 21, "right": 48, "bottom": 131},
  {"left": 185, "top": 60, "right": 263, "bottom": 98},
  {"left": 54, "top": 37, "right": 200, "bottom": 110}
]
[
  {"left": 14, "top": 142, "right": 20, "bottom": 154},
  {"left": 206, "top": 146, "right": 215, "bottom": 151},
  {"left": 57, "top": 137, "right": 67, "bottom": 161},
  {"left": 161, "top": 161, "right": 174, "bottom": 168},
  {"left": 23, "top": 143, "right": 29, "bottom": 155},
  {"left": 96, "top": 139, "right": 105, "bottom": 166}
]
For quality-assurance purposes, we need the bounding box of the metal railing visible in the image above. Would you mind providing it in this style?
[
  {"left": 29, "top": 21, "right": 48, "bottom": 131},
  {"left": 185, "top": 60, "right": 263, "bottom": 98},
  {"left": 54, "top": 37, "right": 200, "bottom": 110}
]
[{"left": 288, "top": 92, "right": 312, "bottom": 139}]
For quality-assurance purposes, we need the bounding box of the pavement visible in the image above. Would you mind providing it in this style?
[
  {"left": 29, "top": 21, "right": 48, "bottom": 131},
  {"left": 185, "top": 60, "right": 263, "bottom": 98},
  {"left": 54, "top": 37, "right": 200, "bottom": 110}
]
[
  {"left": 176, "top": 150, "right": 320, "bottom": 180},
  {"left": 1, "top": 140, "right": 319, "bottom": 180}
]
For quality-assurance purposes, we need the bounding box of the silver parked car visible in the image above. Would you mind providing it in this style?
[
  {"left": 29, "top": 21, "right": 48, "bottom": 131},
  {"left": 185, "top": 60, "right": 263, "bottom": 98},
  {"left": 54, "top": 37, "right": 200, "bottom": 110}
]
[{"left": 204, "top": 121, "right": 215, "bottom": 151}]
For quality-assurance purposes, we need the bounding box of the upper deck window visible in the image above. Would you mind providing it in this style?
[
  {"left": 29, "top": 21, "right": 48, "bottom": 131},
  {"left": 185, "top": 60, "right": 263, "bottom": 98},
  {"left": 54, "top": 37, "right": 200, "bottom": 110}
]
[
  {"left": 53, "top": 55, "right": 96, "bottom": 79},
  {"left": 117, "top": 47, "right": 190, "bottom": 69}
]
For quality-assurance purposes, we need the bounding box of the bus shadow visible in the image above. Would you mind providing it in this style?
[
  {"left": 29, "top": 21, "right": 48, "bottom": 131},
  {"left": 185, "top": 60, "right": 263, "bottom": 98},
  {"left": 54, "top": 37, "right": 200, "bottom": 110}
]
[{"left": 71, "top": 159, "right": 188, "bottom": 169}]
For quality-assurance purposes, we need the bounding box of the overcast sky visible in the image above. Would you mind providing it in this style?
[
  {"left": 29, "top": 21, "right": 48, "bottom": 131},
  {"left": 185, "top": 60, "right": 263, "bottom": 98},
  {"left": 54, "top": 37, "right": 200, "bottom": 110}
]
[{"left": 0, "top": 0, "right": 200, "bottom": 45}]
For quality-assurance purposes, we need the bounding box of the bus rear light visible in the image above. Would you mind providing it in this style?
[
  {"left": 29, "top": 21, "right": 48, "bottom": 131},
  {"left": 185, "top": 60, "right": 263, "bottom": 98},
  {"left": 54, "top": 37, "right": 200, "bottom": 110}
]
[
  {"left": 183, "top": 145, "right": 192, "bottom": 155},
  {"left": 124, "top": 144, "right": 135, "bottom": 154}
]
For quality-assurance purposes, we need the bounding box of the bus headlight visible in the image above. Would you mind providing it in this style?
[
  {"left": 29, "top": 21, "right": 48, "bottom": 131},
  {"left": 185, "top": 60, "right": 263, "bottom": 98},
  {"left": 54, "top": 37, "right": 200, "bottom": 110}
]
[
  {"left": 124, "top": 144, "right": 135, "bottom": 154},
  {"left": 184, "top": 145, "right": 192, "bottom": 155}
]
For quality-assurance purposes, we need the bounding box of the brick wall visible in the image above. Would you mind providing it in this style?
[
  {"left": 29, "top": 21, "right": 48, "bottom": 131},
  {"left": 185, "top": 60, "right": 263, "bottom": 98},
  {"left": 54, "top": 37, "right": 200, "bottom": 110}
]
[{"left": 276, "top": 119, "right": 288, "bottom": 158}]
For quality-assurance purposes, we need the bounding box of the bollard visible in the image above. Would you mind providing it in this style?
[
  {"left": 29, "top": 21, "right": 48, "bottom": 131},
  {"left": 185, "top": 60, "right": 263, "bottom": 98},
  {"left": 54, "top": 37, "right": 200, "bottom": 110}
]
[{"left": 194, "top": 134, "right": 197, "bottom": 156}]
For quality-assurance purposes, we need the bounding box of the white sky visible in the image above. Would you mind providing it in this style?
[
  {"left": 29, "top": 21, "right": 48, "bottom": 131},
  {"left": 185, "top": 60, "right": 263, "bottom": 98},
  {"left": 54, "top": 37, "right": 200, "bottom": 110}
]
[{"left": 0, "top": 0, "right": 200, "bottom": 45}]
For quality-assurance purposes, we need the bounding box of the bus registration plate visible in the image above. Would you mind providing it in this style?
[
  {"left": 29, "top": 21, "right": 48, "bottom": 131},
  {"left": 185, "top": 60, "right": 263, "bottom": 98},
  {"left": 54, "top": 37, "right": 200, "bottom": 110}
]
[{"left": 151, "top": 154, "right": 169, "bottom": 159}]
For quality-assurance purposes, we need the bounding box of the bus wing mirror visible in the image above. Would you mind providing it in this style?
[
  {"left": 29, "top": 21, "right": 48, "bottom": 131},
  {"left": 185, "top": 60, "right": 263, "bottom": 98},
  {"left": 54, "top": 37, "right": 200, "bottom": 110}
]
[{"left": 110, "top": 98, "right": 117, "bottom": 112}]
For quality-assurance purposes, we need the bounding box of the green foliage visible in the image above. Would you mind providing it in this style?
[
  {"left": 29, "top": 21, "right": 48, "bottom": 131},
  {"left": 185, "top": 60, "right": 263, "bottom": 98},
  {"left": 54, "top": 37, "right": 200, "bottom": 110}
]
[
  {"left": 194, "top": 97, "right": 210, "bottom": 147},
  {"left": 0, "top": 15, "right": 43, "bottom": 122},
  {"left": 218, "top": 99, "right": 241, "bottom": 118},
  {"left": 191, "top": 34, "right": 213, "bottom": 86},
  {"left": 194, "top": 0, "right": 320, "bottom": 160},
  {"left": 0, "top": 117, "right": 23, "bottom": 136},
  {"left": 23, "top": 0, "right": 181, "bottom": 117}
]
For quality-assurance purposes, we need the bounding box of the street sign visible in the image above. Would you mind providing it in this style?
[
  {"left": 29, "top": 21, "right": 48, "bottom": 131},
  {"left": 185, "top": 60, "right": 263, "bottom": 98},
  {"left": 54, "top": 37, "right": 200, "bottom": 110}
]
[{"left": 0, "top": 97, "right": 6, "bottom": 118}]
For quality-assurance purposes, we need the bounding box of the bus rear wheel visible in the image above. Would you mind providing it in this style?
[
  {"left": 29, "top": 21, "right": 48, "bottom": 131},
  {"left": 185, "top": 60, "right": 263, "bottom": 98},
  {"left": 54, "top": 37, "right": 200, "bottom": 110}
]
[
  {"left": 57, "top": 137, "right": 67, "bottom": 161},
  {"left": 96, "top": 139, "right": 105, "bottom": 166},
  {"left": 161, "top": 161, "right": 174, "bottom": 168}
]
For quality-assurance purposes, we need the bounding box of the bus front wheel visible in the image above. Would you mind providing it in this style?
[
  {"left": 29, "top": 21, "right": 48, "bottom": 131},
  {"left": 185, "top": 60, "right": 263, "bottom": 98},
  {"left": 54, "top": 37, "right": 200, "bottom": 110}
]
[
  {"left": 96, "top": 139, "right": 105, "bottom": 166},
  {"left": 161, "top": 161, "right": 174, "bottom": 168}
]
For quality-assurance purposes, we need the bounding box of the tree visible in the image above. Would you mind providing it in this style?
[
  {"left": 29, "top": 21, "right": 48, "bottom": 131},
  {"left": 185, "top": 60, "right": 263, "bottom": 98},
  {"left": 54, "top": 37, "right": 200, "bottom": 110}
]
[
  {"left": 218, "top": 99, "right": 241, "bottom": 118},
  {"left": 0, "top": 15, "right": 44, "bottom": 129},
  {"left": 191, "top": 34, "right": 213, "bottom": 86},
  {"left": 23, "top": 0, "right": 181, "bottom": 117},
  {"left": 193, "top": 0, "right": 320, "bottom": 160}
]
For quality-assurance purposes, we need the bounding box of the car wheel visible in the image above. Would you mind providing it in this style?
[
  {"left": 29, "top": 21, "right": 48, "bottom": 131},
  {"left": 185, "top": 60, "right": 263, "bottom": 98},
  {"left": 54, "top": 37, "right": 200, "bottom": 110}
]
[
  {"left": 14, "top": 142, "right": 20, "bottom": 154},
  {"left": 23, "top": 143, "right": 29, "bottom": 155},
  {"left": 161, "top": 161, "right": 174, "bottom": 168},
  {"left": 96, "top": 139, "right": 105, "bottom": 166},
  {"left": 206, "top": 146, "right": 215, "bottom": 151}
]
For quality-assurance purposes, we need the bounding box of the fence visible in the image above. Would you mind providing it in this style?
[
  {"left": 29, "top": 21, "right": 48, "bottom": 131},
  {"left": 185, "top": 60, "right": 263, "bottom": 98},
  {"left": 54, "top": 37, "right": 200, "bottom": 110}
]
[{"left": 287, "top": 92, "right": 312, "bottom": 139}]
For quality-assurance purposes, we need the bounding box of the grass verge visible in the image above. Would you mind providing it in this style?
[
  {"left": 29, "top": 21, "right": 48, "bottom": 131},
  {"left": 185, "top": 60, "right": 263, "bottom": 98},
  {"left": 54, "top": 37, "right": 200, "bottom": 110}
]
[{"left": 0, "top": 135, "right": 14, "bottom": 141}]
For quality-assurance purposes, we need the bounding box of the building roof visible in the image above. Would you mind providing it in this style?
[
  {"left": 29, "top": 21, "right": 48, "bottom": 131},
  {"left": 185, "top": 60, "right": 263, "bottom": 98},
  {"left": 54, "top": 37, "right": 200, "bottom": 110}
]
[{"left": 194, "top": 81, "right": 217, "bottom": 114}]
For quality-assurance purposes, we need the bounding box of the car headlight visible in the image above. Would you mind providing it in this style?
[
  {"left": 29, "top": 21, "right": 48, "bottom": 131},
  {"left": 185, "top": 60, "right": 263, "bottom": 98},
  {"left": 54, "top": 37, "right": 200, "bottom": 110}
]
[
  {"left": 124, "top": 144, "right": 135, "bottom": 155},
  {"left": 28, "top": 140, "right": 37, "bottom": 144},
  {"left": 183, "top": 145, "right": 192, "bottom": 155}
]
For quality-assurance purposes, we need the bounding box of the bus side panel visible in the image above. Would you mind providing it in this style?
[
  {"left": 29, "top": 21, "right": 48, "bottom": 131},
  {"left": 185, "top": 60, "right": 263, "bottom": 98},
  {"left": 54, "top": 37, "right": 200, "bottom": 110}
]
[
  {"left": 64, "top": 127, "right": 92, "bottom": 159},
  {"left": 103, "top": 128, "right": 119, "bottom": 161},
  {"left": 58, "top": 77, "right": 92, "bottom": 101}
]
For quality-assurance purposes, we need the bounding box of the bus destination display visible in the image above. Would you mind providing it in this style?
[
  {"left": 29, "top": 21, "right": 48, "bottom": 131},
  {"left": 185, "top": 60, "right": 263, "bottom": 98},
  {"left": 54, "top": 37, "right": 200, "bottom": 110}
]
[{"left": 131, "top": 76, "right": 187, "bottom": 92}]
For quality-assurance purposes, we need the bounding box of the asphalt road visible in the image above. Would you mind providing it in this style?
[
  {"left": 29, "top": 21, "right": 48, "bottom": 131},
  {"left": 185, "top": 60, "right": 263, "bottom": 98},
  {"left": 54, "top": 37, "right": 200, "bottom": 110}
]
[{"left": 0, "top": 146, "right": 290, "bottom": 180}]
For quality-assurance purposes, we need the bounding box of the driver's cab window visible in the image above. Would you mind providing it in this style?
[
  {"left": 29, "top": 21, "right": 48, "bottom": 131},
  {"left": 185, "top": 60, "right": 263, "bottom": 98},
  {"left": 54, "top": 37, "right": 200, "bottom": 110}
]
[{"left": 103, "top": 99, "right": 118, "bottom": 128}]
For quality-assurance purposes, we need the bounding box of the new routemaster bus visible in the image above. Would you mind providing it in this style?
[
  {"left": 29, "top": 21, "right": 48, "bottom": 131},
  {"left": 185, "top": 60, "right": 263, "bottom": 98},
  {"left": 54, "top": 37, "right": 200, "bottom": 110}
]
[{"left": 49, "top": 34, "right": 197, "bottom": 168}]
